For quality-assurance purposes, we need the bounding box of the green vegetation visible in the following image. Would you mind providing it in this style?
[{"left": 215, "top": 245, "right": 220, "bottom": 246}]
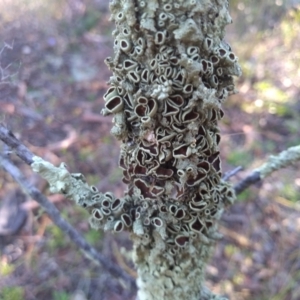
[
  {"left": 253, "top": 81, "right": 290, "bottom": 116},
  {"left": 281, "top": 183, "right": 300, "bottom": 203},
  {"left": 226, "top": 150, "right": 253, "bottom": 167},
  {"left": 53, "top": 291, "right": 70, "bottom": 300},
  {"left": 237, "top": 189, "right": 252, "bottom": 202},
  {"left": 0, "top": 262, "right": 15, "bottom": 276},
  {"left": 47, "top": 225, "right": 68, "bottom": 251},
  {"left": 0, "top": 287, "right": 24, "bottom": 300},
  {"left": 84, "top": 228, "right": 103, "bottom": 246}
]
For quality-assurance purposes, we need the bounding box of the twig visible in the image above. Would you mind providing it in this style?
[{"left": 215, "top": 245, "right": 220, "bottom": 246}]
[
  {"left": 21, "top": 194, "right": 65, "bottom": 211},
  {"left": 234, "top": 145, "right": 300, "bottom": 195},
  {"left": 0, "top": 123, "right": 34, "bottom": 164},
  {"left": 0, "top": 153, "right": 136, "bottom": 290},
  {"left": 234, "top": 171, "right": 261, "bottom": 195},
  {"left": 223, "top": 166, "right": 243, "bottom": 181},
  {"left": 0, "top": 124, "right": 103, "bottom": 207}
]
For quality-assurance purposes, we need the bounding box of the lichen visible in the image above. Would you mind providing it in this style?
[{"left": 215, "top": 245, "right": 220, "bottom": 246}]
[
  {"left": 256, "top": 145, "right": 300, "bottom": 178},
  {"left": 31, "top": 156, "right": 102, "bottom": 207}
]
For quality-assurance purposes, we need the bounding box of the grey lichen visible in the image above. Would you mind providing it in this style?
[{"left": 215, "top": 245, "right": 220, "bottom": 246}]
[
  {"left": 31, "top": 156, "right": 101, "bottom": 206},
  {"left": 256, "top": 145, "right": 300, "bottom": 178}
]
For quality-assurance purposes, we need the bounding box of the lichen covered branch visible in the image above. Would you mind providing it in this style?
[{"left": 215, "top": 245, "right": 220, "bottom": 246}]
[
  {"left": 234, "top": 145, "right": 300, "bottom": 195},
  {"left": 0, "top": 153, "right": 136, "bottom": 290},
  {"left": 256, "top": 145, "right": 300, "bottom": 178},
  {"left": 31, "top": 156, "right": 101, "bottom": 206}
]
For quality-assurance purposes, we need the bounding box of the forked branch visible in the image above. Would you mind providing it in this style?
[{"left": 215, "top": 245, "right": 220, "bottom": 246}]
[{"left": 0, "top": 125, "right": 136, "bottom": 290}]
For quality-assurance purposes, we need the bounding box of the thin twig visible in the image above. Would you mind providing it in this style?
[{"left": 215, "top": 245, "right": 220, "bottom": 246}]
[
  {"left": 234, "top": 171, "right": 261, "bottom": 195},
  {"left": 0, "top": 153, "right": 136, "bottom": 290},
  {"left": 0, "top": 124, "right": 100, "bottom": 207},
  {"left": 0, "top": 123, "right": 34, "bottom": 164},
  {"left": 223, "top": 166, "right": 243, "bottom": 181}
]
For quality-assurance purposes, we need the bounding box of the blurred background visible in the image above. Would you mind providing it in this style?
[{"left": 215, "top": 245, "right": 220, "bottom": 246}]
[{"left": 0, "top": 0, "right": 300, "bottom": 299}]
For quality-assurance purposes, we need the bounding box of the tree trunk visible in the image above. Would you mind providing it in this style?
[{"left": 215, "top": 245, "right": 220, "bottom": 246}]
[{"left": 95, "top": 0, "right": 240, "bottom": 299}]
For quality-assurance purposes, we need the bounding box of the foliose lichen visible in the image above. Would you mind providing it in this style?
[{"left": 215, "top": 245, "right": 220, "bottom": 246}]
[{"left": 43, "top": 1, "right": 240, "bottom": 299}]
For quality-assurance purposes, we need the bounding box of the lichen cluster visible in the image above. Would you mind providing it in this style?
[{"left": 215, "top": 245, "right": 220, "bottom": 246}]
[{"left": 82, "top": 0, "right": 240, "bottom": 299}]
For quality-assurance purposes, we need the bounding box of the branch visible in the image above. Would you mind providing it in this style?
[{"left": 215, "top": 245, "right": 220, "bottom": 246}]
[
  {"left": 0, "top": 125, "right": 136, "bottom": 290},
  {"left": 234, "top": 171, "right": 261, "bottom": 195},
  {"left": 0, "top": 123, "right": 34, "bottom": 164},
  {"left": 0, "top": 154, "right": 136, "bottom": 289},
  {"left": 234, "top": 145, "right": 300, "bottom": 195},
  {"left": 223, "top": 166, "right": 243, "bottom": 181},
  {"left": 0, "top": 124, "right": 105, "bottom": 208}
]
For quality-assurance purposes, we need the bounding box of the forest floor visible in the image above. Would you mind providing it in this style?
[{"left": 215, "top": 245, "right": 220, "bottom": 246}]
[{"left": 0, "top": 1, "right": 300, "bottom": 299}]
